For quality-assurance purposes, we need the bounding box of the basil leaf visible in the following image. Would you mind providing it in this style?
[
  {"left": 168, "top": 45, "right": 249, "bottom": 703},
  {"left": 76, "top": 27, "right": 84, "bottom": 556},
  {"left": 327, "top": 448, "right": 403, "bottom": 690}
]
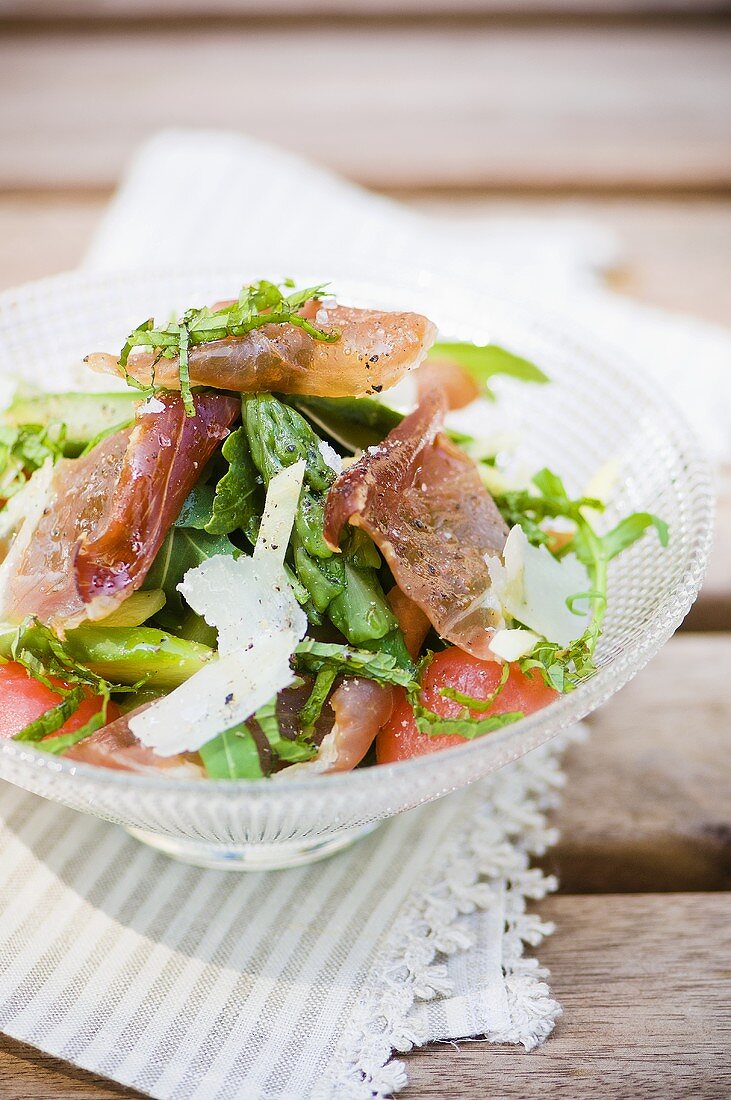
[
  {"left": 428, "top": 342, "right": 548, "bottom": 400},
  {"left": 415, "top": 709, "right": 524, "bottom": 740},
  {"left": 13, "top": 685, "right": 85, "bottom": 743},
  {"left": 295, "top": 640, "right": 416, "bottom": 687},
  {"left": 254, "top": 699, "right": 317, "bottom": 764}
]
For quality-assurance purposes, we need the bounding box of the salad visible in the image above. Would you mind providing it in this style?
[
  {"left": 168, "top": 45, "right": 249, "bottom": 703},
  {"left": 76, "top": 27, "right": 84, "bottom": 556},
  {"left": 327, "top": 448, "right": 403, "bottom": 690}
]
[{"left": 0, "top": 280, "right": 668, "bottom": 779}]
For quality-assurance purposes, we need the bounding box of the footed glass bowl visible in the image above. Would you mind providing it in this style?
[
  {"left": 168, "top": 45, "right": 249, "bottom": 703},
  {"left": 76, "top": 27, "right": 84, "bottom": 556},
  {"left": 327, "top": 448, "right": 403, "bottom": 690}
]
[{"left": 0, "top": 267, "right": 713, "bottom": 870}]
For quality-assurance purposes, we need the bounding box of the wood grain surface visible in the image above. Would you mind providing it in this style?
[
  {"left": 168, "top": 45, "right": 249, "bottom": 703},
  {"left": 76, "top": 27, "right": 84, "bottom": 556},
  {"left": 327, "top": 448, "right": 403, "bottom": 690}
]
[
  {"left": 547, "top": 634, "right": 731, "bottom": 892},
  {"left": 4, "top": 1, "right": 731, "bottom": 19},
  {"left": 1, "top": 24, "right": 730, "bottom": 191},
  {"left": 404, "top": 893, "right": 731, "bottom": 1098}
]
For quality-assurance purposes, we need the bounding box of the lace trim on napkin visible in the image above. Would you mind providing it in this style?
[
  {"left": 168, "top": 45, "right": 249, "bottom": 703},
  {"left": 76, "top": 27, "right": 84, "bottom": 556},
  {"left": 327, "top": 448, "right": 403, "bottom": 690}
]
[{"left": 316, "top": 731, "right": 580, "bottom": 1100}]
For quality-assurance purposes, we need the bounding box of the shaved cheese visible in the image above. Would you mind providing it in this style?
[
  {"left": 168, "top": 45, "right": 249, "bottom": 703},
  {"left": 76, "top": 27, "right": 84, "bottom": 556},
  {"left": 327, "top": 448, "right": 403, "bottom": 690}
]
[
  {"left": 583, "top": 459, "right": 619, "bottom": 520},
  {"left": 179, "top": 553, "right": 306, "bottom": 657},
  {"left": 130, "top": 461, "right": 308, "bottom": 756},
  {"left": 488, "top": 525, "right": 590, "bottom": 648},
  {"left": 130, "top": 629, "right": 300, "bottom": 756},
  {"left": 254, "top": 460, "right": 305, "bottom": 566},
  {"left": 318, "top": 440, "right": 342, "bottom": 475},
  {"left": 489, "top": 627, "right": 540, "bottom": 662}
]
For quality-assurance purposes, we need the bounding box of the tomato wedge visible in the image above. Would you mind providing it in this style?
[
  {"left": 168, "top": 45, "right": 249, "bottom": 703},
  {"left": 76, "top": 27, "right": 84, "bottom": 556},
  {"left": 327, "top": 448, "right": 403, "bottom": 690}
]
[
  {"left": 376, "top": 647, "right": 558, "bottom": 764},
  {"left": 0, "top": 662, "right": 118, "bottom": 741}
]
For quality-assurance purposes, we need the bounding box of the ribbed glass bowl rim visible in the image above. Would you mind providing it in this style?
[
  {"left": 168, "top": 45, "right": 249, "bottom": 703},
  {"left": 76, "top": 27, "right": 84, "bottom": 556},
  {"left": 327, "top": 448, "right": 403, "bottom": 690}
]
[{"left": 0, "top": 266, "right": 715, "bottom": 799}]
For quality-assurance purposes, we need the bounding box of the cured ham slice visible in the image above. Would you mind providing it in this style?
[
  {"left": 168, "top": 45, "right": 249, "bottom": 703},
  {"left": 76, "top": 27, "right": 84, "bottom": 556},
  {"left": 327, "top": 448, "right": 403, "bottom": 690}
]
[
  {"left": 318, "top": 679, "right": 394, "bottom": 773},
  {"left": 66, "top": 705, "right": 204, "bottom": 777},
  {"left": 277, "top": 677, "right": 394, "bottom": 776},
  {"left": 323, "top": 390, "right": 509, "bottom": 660},
  {"left": 0, "top": 392, "right": 239, "bottom": 630},
  {"left": 86, "top": 304, "right": 437, "bottom": 400}
]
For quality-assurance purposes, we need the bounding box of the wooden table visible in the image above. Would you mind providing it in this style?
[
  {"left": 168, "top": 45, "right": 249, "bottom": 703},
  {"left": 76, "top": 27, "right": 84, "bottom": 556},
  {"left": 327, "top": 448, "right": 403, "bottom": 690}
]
[{"left": 0, "top": 4, "right": 729, "bottom": 1097}]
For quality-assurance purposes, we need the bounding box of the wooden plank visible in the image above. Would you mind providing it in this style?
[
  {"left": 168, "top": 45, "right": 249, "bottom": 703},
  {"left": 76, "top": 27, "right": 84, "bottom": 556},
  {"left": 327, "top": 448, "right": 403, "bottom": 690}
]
[
  {"left": 547, "top": 633, "right": 731, "bottom": 892},
  {"left": 686, "top": 467, "right": 731, "bottom": 630},
  {"left": 1, "top": 26, "right": 730, "bottom": 191},
  {"left": 3, "top": 0, "right": 730, "bottom": 17},
  {"left": 0, "top": 1036, "right": 138, "bottom": 1098},
  {"left": 404, "top": 893, "right": 731, "bottom": 1097},
  {"left": 2, "top": 894, "right": 729, "bottom": 1097}
]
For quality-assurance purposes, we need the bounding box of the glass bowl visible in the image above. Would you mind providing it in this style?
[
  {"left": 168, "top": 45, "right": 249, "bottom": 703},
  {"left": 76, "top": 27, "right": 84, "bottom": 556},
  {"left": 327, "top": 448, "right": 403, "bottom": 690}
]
[{"left": 0, "top": 267, "right": 714, "bottom": 869}]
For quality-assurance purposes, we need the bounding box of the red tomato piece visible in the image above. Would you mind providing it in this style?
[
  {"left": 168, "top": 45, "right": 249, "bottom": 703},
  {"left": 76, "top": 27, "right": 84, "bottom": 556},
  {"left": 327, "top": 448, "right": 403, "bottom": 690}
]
[
  {"left": 0, "top": 662, "right": 118, "bottom": 741},
  {"left": 376, "top": 647, "right": 558, "bottom": 764}
]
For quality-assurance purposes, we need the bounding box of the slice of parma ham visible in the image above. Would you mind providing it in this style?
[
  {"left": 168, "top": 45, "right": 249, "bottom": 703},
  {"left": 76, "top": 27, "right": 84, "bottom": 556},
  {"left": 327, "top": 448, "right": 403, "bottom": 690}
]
[
  {"left": 0, "top": 392, "right": 239, "bottom": 631},
  {"left": 65, "top": 704, "right": 205, "bottom": 777},
  {"left": 323, "top": 389, "right": 509, "bottom": 660},
  {"left": 86, "top": 304, "right": 437, "bottom": 400}
]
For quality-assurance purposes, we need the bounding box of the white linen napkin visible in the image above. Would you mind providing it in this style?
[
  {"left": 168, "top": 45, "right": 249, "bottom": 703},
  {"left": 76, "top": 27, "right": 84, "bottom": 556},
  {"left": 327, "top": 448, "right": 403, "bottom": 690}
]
[{"left": 1, "top": 128, "right": 728, "bottom": 1099}]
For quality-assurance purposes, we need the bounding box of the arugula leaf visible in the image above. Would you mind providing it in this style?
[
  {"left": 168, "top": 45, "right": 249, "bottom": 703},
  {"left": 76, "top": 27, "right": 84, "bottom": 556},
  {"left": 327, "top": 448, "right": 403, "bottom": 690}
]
[
  {"left": 574, "top": 512, "right": 669, "bottom": 565},
  {"left": 428, "top": 342, "right": 549, "bottom": 400},
  {"left": 174, "top": 484, "right": 217, "bottom": 530},
  {"left": 144, "top": 527, "right": 236, "bottom": 612},
  {"left": 494, "top": 467, "right": 602, "bottom": 548},
  {"left": 242, "top": 394, "right": 398, "bottom": 646},
  {"left": 509, "top": 474, "right": 667, "bottom": 693},
  {"left": 204, "top": 425, "right": 263, "bottom": 543},
  {"left": 199, "top": 724, "right": 265, "bottom": 779},
  {"left": 295, "top": 639, "right": 416, "bottom": 688},
  {"left": 287, "top": 395, "right": 403, "bottom": 454}
]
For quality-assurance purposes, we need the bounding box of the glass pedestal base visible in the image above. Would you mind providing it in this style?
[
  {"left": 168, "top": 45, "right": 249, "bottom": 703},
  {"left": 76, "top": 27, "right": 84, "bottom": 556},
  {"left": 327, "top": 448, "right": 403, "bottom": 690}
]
[{"left": 125, "top": 823, "right": 379, "bottom": 870}]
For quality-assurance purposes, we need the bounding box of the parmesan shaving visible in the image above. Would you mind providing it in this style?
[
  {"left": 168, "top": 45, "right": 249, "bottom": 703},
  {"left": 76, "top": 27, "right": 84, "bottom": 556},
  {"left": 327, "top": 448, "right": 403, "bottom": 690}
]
[
  {"left": 179, "top": 554, "right": 306, "bottom": 658},
  {"left": 318, "top": 440, "right": 342, "bottom": 476},
  {"left": 130, "top": 461, "right": 308, "bottom": 756},
  {"left": 488, "top": 524, "right": 590, "bottom": 648},
  {"left": 254, "top": 459, "right": 305, "bottom": 566},
  {"left": 130, "top": 629, "right": 301, "bottom": 757},
  {"left": 489, "top": 627, "right": 540, "bottom": 662}
]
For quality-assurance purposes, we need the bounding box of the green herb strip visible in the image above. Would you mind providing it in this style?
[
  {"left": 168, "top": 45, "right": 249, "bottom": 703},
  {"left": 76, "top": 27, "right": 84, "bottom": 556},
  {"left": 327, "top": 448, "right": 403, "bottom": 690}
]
[{"left": 12, "top": 685, "right": 86, "bottom": 743}]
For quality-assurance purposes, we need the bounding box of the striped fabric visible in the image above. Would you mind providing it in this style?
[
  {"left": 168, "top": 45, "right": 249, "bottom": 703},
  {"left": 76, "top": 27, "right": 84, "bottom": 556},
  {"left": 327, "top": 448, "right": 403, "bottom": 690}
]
[{"left": 0, "top": 734, "right": 565, "bottom": 1099}]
